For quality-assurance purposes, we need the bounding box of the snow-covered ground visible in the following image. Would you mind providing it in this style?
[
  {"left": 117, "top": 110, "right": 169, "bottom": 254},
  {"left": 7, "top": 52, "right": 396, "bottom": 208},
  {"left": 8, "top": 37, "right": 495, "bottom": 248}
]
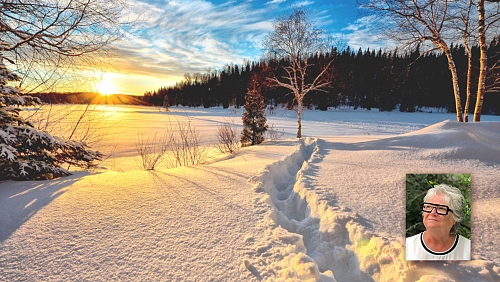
[{"left": 1, "top": 105, "right": 500, "bottom": 281}]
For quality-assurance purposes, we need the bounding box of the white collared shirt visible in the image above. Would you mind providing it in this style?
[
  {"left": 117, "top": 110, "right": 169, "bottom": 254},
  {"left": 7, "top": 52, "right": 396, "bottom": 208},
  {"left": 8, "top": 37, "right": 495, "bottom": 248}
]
[{"left": 406, "top": 232, "right": 471, "bottom": 260}]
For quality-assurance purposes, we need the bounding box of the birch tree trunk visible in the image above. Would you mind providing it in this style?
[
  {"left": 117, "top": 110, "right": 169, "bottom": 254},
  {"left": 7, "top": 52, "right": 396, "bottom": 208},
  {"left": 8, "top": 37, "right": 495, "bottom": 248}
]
[
  {"left": 441, "top": 42, "right": 464, "bottom": 122},
  {"left": 461, "top": 0, "right": 475, "bottom": 123},
  {"left": 296, "top": 97, "right": 303, "bottom": 138},
  {"left": 474, "top": 0, "right": 487, "bottom": 122},
  {"left": 464, "top": 44, "right": 473, "bottom": 123}
]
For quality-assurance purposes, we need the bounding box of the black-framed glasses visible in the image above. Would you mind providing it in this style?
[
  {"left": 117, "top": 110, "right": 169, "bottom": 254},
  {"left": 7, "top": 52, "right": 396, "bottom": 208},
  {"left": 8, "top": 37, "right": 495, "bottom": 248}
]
[{"left": 422, "top": 202, "right": 454, "bottom": 215}]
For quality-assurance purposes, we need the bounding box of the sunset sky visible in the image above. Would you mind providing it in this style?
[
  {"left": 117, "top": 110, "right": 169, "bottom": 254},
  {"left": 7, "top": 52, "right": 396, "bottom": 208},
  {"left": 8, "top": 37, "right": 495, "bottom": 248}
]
[{"left": 101, "top": 0, "right": 387, "bottom": 96}]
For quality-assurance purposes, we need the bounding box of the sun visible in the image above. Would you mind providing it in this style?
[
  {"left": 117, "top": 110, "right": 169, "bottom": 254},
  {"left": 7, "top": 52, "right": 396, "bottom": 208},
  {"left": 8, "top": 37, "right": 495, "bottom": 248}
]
[{"left": 98, "top": 79, "right": 117, "bottom": 96}]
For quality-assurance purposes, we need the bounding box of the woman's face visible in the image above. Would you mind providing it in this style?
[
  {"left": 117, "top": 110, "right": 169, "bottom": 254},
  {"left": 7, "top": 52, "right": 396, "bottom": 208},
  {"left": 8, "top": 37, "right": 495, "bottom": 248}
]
[{"left": 423, "top": 194, "right": 456, "bottom": 233}]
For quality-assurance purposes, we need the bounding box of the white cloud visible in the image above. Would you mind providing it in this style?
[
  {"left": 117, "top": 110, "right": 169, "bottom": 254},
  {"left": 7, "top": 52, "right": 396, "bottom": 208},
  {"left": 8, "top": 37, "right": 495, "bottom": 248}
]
[
  {"left": 291, "top": 1, "right": 314, "bottom": 8},
  {"left": 111, "top": 0, "right": 274, "bottom": 85},
  {"left": 110, "top": 0, "right": 388, "bottom": 92},
  {"left": 341, "top": 15, "right": 396, "bottom": 51},
  {"left": 266, "top": 0, "right": 286, "bottom": 4}
]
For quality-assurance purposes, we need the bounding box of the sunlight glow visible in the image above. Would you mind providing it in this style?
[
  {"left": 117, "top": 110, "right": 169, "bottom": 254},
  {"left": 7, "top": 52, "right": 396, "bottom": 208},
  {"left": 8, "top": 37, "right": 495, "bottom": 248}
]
[{"left": 98, "top": 79, "right": 117, "bottom": 95}]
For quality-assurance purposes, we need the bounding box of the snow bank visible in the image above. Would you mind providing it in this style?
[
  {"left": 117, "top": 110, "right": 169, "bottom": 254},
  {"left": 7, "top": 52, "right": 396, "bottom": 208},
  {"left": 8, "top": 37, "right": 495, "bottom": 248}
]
[
  {"left": 245, "top": 128, "right": 500, "bottom": 281},
  {"left": 401, "top": 120, "right": 500, "bottom": 164}
]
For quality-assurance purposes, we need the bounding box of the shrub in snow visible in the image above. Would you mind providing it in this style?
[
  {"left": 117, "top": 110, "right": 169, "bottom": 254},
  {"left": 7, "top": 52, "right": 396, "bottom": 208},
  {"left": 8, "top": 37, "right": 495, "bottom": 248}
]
[
  {"left": 135, "top": 132, "right": 170, "bottom": 170},
  {"left": 215, "top": 119, "right": 241, "bottom": 154},
  {"left": 266, "top": 123, "right": 285, "bottom": 140},
  {"left": 241, "top": 75, "right": 267, "bottom": 146},
  {"left": 0, "top": 54, "right": 102, "bottom": 180},
  {"left": 134, "top": 117, "right": 208, "bottom": 170},
  {"left": 168, "top": 118, "right": 208, "bottom": 167}
]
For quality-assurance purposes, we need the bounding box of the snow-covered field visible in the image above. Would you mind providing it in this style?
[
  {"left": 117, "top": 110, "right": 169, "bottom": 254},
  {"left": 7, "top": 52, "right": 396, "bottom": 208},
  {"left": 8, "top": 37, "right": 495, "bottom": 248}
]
[{"left": 1, "top": 105, "right": 500, "bottom": 281}]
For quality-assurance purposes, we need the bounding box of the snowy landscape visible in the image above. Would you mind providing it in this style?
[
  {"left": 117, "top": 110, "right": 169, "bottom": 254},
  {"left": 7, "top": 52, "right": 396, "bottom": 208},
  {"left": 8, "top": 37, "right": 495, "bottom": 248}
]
[{"left": 1, "top": 105, "right": 500, "bottom": 281}]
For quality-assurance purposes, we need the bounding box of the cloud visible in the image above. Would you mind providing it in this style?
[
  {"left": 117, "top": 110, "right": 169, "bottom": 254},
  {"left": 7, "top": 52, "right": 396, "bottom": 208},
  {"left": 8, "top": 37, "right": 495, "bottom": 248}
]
[
  {"left": 266, "top": 0, "right": 286, "bottom": 4},
  {"left": 341, "top": 15, "right": 396, "bottom": 51},
  {"left": 113, "top": 0, "right": 274, "bottom": 89},
  {"left": 97, "top": 0, "right": 377, "bottom": 94},
  {"left": 291, "top": 1, "right": 314, "bottom": 8}
]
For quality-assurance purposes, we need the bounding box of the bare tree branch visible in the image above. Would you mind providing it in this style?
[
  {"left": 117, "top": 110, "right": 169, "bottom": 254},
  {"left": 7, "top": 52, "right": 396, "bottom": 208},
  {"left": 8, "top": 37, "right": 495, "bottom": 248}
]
[
  {"left": 263, "top": 7, "right": 337, "bottom": 137},
  {"left": 0, "top": 0, "right": 131, "bottom": 92},
  {"left": 359, "top": 0, "right": 466, "bottom": 121}
]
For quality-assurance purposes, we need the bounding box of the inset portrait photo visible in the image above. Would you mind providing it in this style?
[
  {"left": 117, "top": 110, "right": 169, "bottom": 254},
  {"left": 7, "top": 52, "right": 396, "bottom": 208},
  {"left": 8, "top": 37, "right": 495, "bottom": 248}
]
[{"left": 405, "top": 174, "right": 471, "bottom": 261}]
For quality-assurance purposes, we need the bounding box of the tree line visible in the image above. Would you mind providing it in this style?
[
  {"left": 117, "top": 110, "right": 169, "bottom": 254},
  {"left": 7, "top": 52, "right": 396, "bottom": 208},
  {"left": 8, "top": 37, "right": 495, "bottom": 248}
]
[{"left": 144, "top": 40, "right": 500, "bottom": 115}]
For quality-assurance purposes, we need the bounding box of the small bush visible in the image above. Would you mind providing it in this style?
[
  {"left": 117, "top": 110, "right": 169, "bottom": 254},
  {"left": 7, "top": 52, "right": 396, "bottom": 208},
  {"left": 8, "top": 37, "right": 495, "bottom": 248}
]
[
  {"left": 169, "top": 118, "right": 208, "bottom": 167},
  {"left": 135, "top": 132, "right": 171, "bottom": 170},
  {"left": 135, "top": 118, "right": 210, "bottom": 170},
  {"left": 265, "top": 123, "right": 285, "bottom": 140},
  {"left": 215, "top": 120, "right": 241, "bottom": 154}
]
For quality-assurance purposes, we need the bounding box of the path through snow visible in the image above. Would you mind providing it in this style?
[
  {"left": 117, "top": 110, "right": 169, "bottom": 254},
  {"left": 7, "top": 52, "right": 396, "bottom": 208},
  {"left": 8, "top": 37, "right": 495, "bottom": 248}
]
[
  {"left": 244, "top": 128, "right": 500, "bottom": 281},
  {"left": 246, "top": 138, "right": 404, "bottom": 281}
]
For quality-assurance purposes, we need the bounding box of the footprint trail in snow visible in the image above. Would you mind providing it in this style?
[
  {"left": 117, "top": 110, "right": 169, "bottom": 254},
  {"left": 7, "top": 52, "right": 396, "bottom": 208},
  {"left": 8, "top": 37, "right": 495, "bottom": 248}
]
[{"left": 245, "top": 138, "right": 406, "bottom": 281}]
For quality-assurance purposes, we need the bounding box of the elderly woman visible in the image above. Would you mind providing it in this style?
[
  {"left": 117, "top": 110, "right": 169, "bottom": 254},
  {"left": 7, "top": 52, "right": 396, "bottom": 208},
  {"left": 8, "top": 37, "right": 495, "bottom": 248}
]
[{"left": 406, "top": 184, "right": 471, "bottom": 260}]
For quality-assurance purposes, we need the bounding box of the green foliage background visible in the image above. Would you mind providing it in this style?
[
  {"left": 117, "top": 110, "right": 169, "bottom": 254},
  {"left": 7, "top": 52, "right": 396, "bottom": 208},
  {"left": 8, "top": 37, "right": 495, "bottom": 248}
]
[{"left": 406, "top": 174, "right": 471, "bottom": 239}]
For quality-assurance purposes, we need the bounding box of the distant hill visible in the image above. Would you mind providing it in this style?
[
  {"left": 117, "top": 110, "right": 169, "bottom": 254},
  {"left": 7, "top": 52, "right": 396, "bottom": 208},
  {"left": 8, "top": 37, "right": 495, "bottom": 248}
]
[{"left": 26, "top": 92, "right": 150, "bottom": 106}]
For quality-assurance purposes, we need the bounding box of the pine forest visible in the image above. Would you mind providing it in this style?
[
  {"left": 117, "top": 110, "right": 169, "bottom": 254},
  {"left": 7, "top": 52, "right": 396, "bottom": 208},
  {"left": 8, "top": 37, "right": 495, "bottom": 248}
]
[{"left": 143, "top": 40, "right": 500, "bottom": 115}]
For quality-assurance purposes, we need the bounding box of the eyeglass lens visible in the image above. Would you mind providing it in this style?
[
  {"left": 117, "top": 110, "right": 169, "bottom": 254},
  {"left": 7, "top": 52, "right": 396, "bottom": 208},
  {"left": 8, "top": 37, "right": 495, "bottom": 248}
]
[{"left": 422, "top": 203, "right": 450, "bottom": 215}]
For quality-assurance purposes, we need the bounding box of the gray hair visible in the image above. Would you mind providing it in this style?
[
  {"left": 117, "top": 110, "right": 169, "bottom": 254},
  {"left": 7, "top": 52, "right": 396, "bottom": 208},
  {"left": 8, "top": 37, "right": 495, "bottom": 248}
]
[{"left": 423, "top": 184, "right": 466, "bottom": 234}]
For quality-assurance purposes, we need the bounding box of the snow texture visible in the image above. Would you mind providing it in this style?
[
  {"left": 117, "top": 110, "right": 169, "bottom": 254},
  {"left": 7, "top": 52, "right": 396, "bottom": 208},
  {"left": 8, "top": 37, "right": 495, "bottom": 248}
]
[{"left": 1, "top": 105, "right": 500, "bottom": 281}]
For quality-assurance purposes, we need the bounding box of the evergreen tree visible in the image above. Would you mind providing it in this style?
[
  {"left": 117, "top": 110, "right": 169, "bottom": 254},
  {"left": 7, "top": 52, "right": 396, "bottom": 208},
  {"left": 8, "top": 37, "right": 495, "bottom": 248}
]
[
  {"left": 241, "top": 75, "right": 267, "bottom": 146},
  {"left": 0, "top": 54, "right": 102, "bottom": 180}
]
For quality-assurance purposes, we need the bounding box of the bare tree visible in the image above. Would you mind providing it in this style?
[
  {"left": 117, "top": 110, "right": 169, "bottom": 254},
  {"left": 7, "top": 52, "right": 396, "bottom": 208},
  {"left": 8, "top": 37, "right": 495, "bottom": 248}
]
[
  {"left": 263, "top": 7, "right": 334, "bottom": 138},
  {"left": 359, "top": 0, "right": 465, "bottom": 121},
  {"left": 474, "top": 0, "right": 500, "bottom": 121},
  {"left": 0, "top": 0, "right": 127, "bottom": 179},
  {"left": 486, "top": 45, "right": 500, "bottom": 93},
  {"left": 454, "top": 0, "right": 476, "bottom": 122},
  {"left": 0, "top": 0, "right": 128, "bottom": 92},
  {"left": 476, "top": 0, "right": 488, "bottom": 121}
]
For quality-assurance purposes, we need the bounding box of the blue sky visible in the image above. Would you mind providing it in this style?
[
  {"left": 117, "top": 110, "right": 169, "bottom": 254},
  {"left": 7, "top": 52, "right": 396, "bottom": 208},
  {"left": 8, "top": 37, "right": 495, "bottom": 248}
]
[{"left": 102, "top": 0, "right": 386, "bottom": 95}]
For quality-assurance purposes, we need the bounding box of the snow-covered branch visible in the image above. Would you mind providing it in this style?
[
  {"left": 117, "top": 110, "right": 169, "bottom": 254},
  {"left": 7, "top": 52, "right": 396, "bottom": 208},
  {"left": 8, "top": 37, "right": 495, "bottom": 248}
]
[{"left": 1, "top": 53, "right": 102, "bottom": 180}]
